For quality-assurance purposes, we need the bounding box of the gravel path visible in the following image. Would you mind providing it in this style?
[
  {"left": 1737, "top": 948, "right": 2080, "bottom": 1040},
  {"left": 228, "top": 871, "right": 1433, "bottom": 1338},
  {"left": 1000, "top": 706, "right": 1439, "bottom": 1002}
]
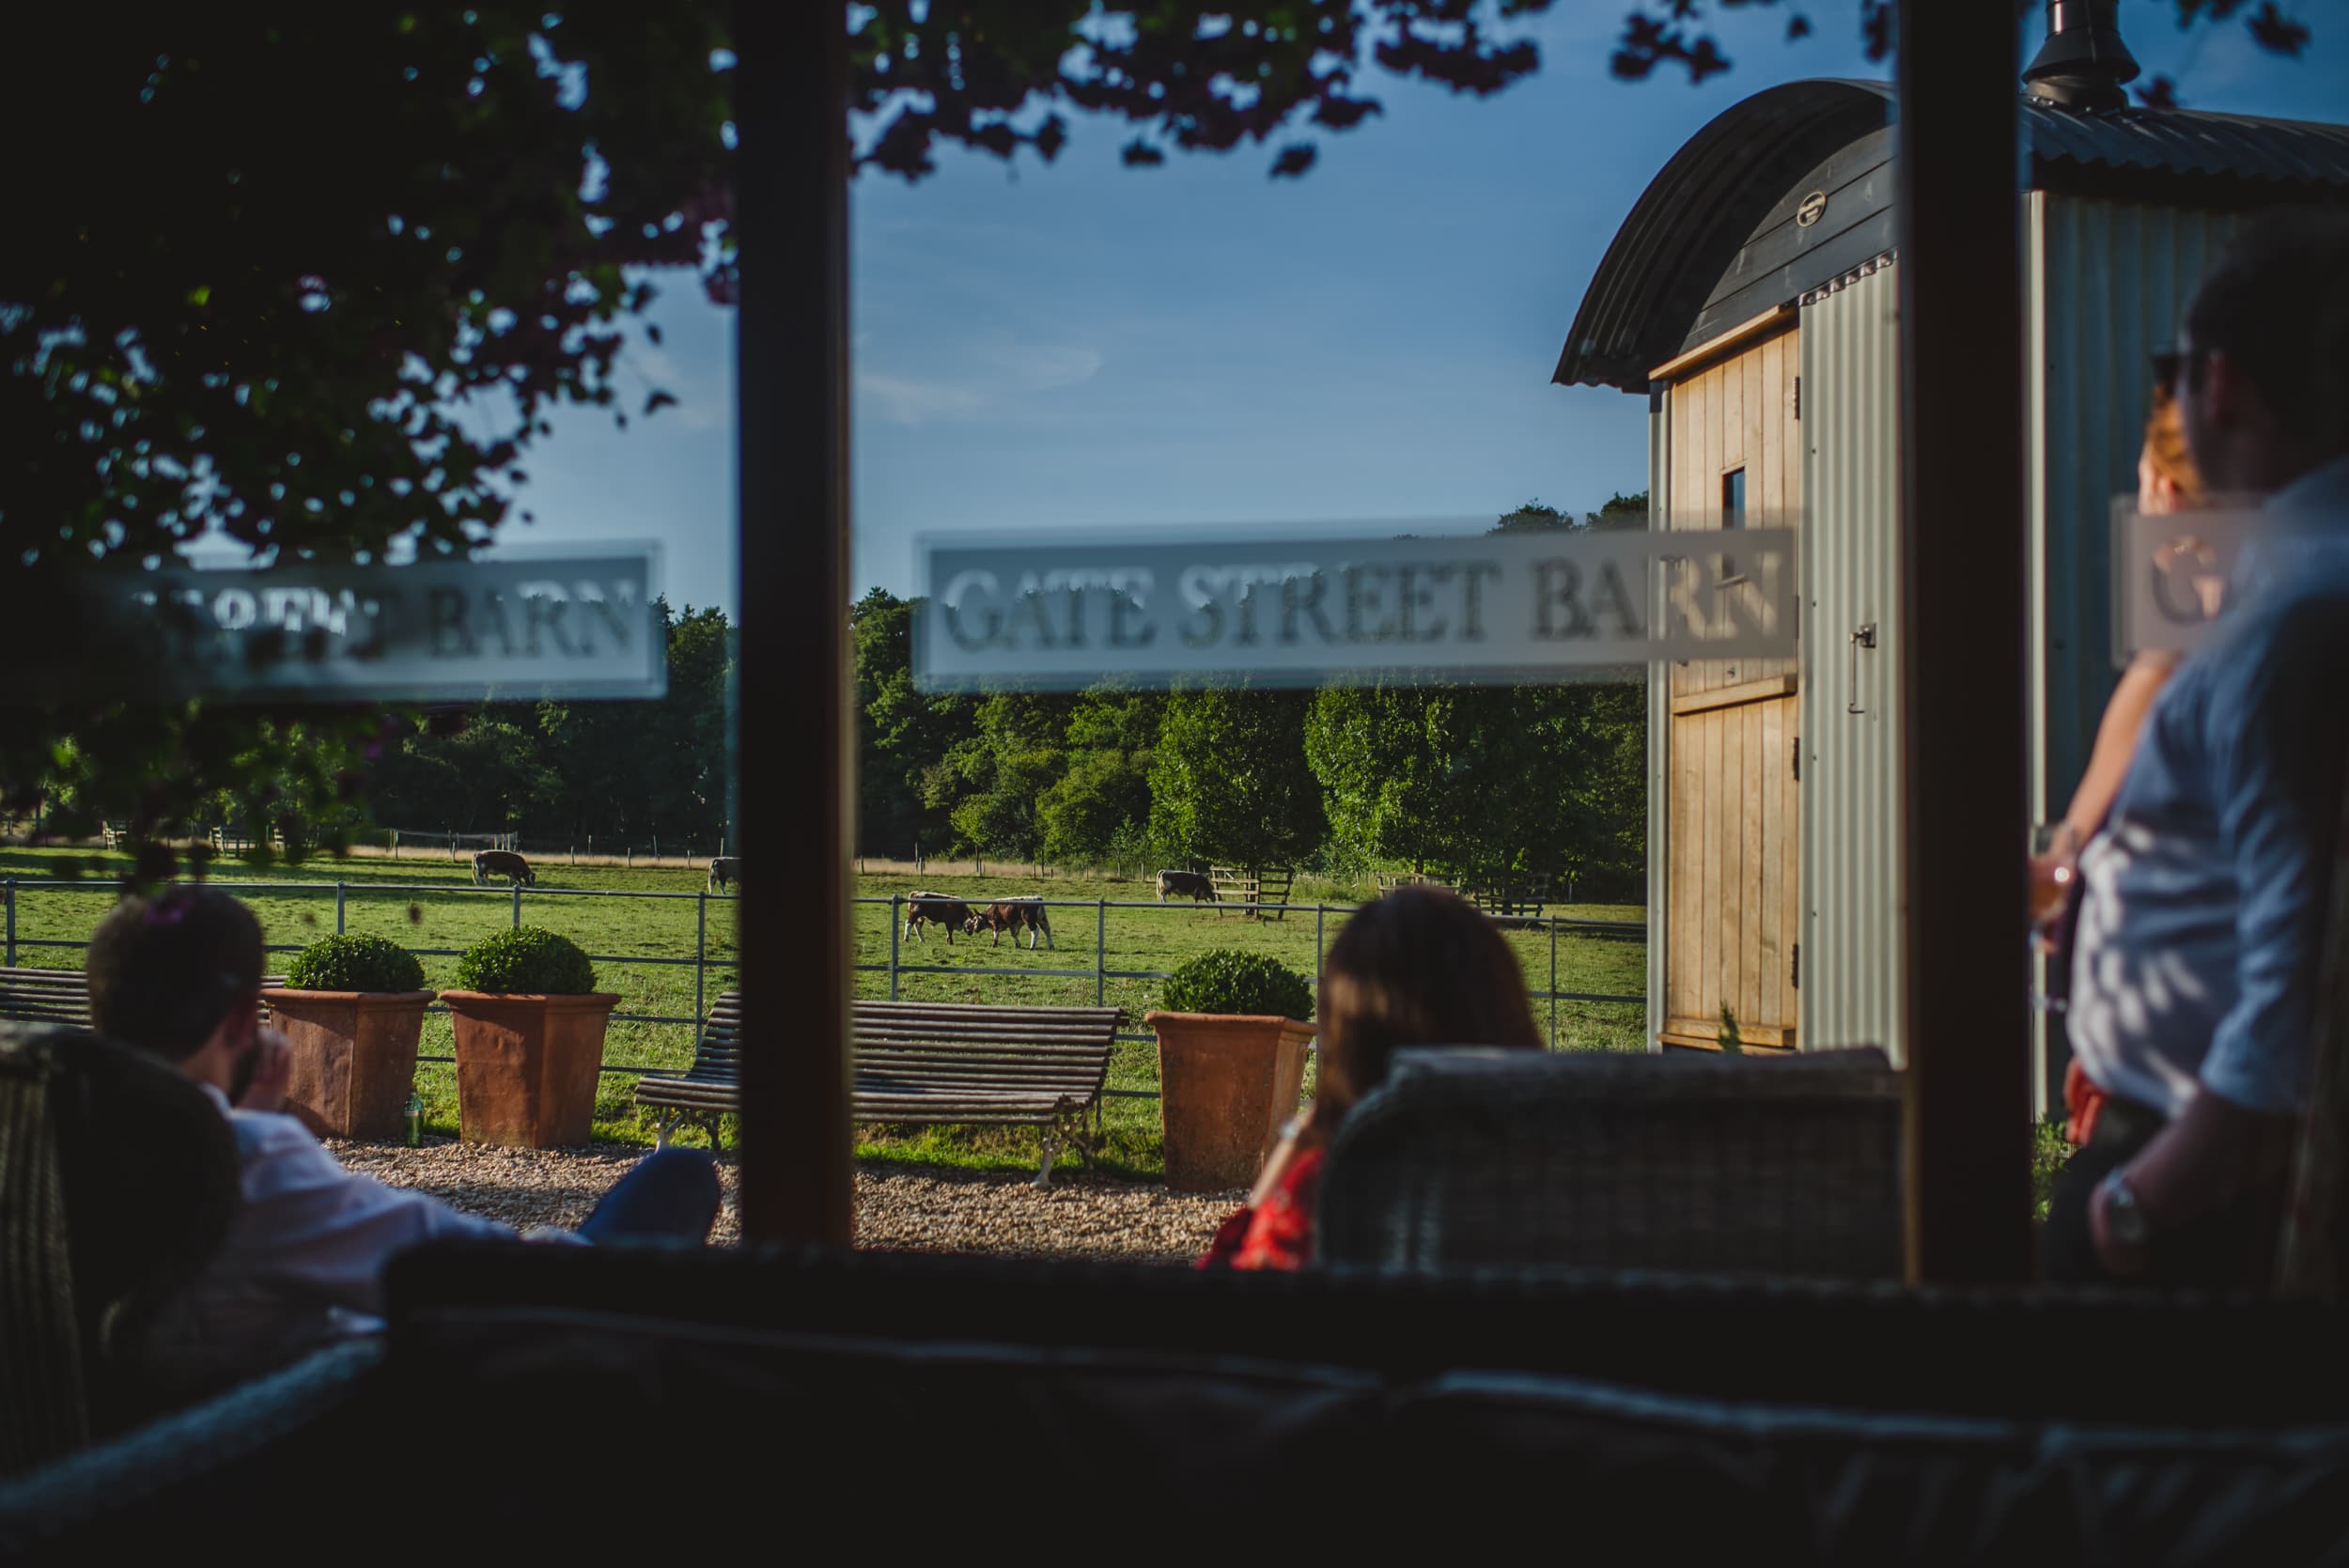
[{"left": 326, "top": 1139, "right": 1242, "bottom": 1263}]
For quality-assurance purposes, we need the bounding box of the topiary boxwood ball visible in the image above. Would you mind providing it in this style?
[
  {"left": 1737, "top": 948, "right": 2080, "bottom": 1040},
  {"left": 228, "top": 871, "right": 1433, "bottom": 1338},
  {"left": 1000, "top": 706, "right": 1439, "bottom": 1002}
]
[
  {"left": 1159, "top": 949, "right": 1314, "bottom": 1020},
  {"left": 453, "top": 926, "right": 599, "bottom": 996},
  {"left": 284, "top": 933, "right": 427, "bottom": 994}
]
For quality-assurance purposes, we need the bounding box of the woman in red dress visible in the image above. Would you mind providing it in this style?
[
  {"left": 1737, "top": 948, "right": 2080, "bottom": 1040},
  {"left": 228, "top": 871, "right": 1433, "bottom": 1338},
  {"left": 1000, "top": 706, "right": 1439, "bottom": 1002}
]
[{"left": 1200, "top": 886, "right": 1545, "bottom": 1270}]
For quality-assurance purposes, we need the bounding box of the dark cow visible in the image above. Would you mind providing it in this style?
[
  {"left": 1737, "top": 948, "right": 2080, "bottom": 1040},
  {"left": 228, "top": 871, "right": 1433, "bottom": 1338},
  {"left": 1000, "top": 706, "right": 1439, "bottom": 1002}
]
[
  {"left": 473, "top": 849, "right": 535, "bottom": 888},
  {"left": 966, "top": 897, "right": 1053, "bottom": 950},
  {"left": 708, "top": 856, "right": 741, "bottom": 893},
  {"left": 903, "top": 890, "right": 973, "bottom": 944},
  {"left": 1156, "top": 869, "right": 1218, "bottom": 905}
]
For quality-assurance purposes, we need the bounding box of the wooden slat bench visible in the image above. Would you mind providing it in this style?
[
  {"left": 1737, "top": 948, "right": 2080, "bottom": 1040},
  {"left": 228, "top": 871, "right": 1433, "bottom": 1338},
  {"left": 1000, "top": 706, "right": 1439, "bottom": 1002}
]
[
  {"left": 0, "top": 967, "right": 288, "bottom": 1032},
  {"left": 633, "top": 994, "right": 1122, "bottom": 1188}
]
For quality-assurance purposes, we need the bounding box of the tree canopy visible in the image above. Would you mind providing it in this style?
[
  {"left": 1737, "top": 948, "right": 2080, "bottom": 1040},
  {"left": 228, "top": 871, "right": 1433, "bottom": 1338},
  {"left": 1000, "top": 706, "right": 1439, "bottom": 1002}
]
[
  {"left": 1305, "top": 498, "right": 1647, "bottom": 890},
  {"left": 844, "top": 577, "right": 1647, "bottom": 896},
  {"left": 0, "top": 3, "right": 1593, "bottom": 861},
  {"left": 1148, "top": 685, "right": 1330, "bottom": 873}
]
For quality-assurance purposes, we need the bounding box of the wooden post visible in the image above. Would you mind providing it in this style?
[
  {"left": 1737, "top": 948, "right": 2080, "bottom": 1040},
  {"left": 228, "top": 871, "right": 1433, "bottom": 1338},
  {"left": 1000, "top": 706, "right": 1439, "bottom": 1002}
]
[
  {"left": 1896, "top": 0, "right": 2034, "bottom": 1283},
  {"left": 733, "top": 0, "right": 854, "bottom": 1247}
]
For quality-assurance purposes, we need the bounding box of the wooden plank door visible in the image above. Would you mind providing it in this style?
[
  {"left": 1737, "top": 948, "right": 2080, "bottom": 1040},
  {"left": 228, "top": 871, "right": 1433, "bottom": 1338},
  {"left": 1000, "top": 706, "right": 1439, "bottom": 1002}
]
[{"left": 1661, "top": 328, "right": 1801, "bottom": 1051}]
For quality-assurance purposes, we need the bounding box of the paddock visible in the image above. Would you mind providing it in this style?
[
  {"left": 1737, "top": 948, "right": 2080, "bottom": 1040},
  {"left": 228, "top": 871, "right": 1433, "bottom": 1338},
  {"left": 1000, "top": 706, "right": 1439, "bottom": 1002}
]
[{"left": 0, "top": 848, "right": 1643, "bottom": 1178}]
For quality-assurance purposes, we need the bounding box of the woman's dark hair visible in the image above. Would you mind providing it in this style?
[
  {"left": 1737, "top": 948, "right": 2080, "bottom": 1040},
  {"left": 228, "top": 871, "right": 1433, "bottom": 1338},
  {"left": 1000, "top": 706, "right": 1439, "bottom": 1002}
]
[
  {"left": 84, "top": 887, "right": 265, "bottom": 1062},
  {"left": 1306, "top": 887, "right": 1542, "bottom": 1138}
]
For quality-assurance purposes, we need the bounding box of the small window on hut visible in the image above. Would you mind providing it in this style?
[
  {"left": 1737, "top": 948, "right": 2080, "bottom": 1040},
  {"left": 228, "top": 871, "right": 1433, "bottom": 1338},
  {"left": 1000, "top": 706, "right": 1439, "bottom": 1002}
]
[{"left": 1722, "top": 467, "right": 1747, "bottom": 528}]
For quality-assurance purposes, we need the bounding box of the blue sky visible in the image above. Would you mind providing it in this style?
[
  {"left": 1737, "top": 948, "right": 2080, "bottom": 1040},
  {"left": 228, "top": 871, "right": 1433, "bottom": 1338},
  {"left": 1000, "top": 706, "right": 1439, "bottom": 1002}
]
[{"left": 490, "top": 2, "right": 2346, "bottom": 619}]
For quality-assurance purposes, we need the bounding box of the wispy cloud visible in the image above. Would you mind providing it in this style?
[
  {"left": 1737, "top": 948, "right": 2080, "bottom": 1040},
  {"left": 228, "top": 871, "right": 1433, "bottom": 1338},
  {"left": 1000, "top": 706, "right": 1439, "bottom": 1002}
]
[
  {"left": 855, "top": 335, "right": 1106, "bottom": 426},
  {"left": 856, "top": 371, "right": 987, "bottom": 425},
  {"left": 988, "top": 341, "right": 1104, "bottom": 390}
]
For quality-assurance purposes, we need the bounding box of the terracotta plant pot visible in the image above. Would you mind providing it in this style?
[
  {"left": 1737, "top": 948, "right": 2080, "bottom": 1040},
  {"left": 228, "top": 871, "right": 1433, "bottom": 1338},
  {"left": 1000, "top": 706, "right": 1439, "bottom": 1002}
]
[
  {"left": 1147, "top": 1011, "right": 1317, "bottom": 1192},
  {"left": 443, "top": 991, "right": 621, "bottom": 1149},
  {"left": 259, "top": 989, "right": 435, "bottom": 1141}
]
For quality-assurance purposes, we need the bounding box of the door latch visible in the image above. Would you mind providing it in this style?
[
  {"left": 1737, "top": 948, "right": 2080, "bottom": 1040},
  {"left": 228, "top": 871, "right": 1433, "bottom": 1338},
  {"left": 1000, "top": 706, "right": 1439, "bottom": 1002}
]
[{"left": 1846, "top": 623, "right": 1877, "bottom": 715}]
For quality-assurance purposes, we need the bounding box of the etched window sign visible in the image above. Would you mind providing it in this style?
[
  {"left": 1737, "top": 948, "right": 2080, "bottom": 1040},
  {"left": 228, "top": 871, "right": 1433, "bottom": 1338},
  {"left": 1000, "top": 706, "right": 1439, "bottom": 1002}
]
[
  {"left": 912, "top": 527, "right": 1797, "bottom": 691},
  {"left": 2107, "top": 498, "right": 2311, "bottom": 666},
  {"left": 72, "top": 550, "right": 667, "bottom": 700}
]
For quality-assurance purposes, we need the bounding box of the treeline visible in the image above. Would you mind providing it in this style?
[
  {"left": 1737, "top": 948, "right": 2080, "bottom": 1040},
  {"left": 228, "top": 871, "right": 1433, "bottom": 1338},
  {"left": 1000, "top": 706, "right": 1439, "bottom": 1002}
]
[
  {"left": 854, "top": 498, "right": 1648, "bottom": 897},
  {"left": 358, "top": 599, "right": 735, "bottom": 851},
  {"left": 90, "top": 500, "right": 1645, "bottom": 893}
]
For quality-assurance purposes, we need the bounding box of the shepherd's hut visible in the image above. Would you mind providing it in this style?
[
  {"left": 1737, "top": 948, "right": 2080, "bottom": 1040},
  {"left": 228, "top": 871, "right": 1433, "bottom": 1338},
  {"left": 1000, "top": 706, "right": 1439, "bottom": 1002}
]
[{"left": 1557, "top": 2, "right": 2349, "bottom": 1103}]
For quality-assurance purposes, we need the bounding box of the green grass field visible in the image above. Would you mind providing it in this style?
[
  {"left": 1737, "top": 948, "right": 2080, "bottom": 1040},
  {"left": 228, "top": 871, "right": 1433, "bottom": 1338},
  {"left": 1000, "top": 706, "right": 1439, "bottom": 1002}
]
[{"left": 0, "top": 846, "right": 1645, "bottom": 1177}]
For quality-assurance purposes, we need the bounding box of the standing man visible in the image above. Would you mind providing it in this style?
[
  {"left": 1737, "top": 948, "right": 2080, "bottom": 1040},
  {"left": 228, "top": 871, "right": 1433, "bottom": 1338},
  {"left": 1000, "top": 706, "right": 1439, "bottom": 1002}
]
[{"left": 2048, "top": 208, "right": 2349, "bottom": 1286}]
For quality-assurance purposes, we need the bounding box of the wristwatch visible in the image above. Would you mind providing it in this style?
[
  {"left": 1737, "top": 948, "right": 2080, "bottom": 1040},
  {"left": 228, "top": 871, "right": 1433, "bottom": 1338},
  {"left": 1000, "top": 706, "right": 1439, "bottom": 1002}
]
[{"left": 2098, "top": 1169, "right": 2154, "bottom": 1251}]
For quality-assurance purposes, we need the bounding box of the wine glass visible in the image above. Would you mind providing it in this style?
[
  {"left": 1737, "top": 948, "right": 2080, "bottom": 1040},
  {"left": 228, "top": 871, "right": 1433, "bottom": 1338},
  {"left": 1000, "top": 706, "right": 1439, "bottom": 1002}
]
[{"left": 2028, "top": 822, "right": 2079, "bottom": 1011}]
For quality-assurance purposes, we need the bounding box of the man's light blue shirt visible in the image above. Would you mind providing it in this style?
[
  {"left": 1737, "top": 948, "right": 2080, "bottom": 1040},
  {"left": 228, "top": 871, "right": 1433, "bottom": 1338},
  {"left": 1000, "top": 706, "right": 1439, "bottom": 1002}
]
[{"left": 2070, "top": 455, "right": 2349, "bottom": 1118}]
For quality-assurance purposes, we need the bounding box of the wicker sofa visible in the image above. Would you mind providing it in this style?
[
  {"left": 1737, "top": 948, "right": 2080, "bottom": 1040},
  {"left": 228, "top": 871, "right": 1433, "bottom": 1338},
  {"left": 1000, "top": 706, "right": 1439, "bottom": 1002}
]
[
  {"left": 1315, "top": 1046, "right": 1905, "bottom": 1277},
  {"left": 8, "top": 1240, "right": 2349, "bottom": 1556}
]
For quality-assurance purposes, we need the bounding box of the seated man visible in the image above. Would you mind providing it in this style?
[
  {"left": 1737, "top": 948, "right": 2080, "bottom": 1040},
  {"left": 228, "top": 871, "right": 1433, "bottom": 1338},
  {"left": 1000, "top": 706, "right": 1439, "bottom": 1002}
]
[
  {"left": 2049, "top": 209, "right": 2349, "bottom": 1287},
  {"left": 85, "top": 885, "right": 721, "bottom": 1389}
]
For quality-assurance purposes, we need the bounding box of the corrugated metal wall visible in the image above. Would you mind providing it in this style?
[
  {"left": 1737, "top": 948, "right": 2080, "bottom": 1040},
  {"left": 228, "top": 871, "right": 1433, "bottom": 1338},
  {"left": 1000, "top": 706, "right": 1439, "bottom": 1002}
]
[
  {"left": 1646, "top": 384, "right": 1672, "bottom": 1052},
  {"left": 2026, "top": 194, "right": 2239, "bottom": 1112},
  {"left": 1798, "top": 264, "right": 1904, "bottom": 1063},
  {"left": 2027, "top": 194, "right": 2242, "bottom": 825}
]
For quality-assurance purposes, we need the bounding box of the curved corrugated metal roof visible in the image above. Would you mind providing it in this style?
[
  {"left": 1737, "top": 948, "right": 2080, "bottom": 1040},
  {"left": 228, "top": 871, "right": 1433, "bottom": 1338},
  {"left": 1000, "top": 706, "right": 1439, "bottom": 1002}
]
[
  {"left": 1558, "top": 83, "right": 2349, "bottom": 394},
  {"left": 1555, "top": 81, "right": 1890, "bottom": 395}
]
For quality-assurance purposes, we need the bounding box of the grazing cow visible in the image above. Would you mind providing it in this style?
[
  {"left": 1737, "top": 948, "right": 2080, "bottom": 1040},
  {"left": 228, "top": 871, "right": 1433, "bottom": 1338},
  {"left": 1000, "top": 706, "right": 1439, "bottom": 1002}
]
[
  {"left": 966, "top": 898, "right": 1054, "bottom": 950},
  {"left": 903, "top": 890, "right": 973, "bottom": 943},
  {"left": 473, "top": 849, "right": 536, "bottom": 888},
  {"left": 1156, "top": 869, "right": 1218, "bottom": 905},
  {"left": 708, "top": 856, "right": 741, "bottom": 893}
]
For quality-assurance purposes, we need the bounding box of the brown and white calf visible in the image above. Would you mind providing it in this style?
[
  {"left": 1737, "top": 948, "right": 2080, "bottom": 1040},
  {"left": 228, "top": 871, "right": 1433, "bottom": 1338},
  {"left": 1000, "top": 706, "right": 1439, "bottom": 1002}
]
[
  {"left": 473, "top": 849, "right": 536, "bottom": 887},
  {"left": 965, "top": 898, "right": 1053, "bottom": 950},
  {"left": 903, "top": 891, "right": 973, "bottom": 943}
]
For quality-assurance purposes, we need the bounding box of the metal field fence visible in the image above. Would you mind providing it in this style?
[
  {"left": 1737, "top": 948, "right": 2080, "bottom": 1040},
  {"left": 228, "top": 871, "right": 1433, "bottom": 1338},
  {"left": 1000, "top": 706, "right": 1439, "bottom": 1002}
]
[
  {"left": 1, "top": 877, "right": 732, "bottom": 1080},
  {"left": 1, "top": 879, "right": 1648, "bottom": 1097},
  {"left": 856, "top": 895, "right": 1647, "bottom": 1100}
]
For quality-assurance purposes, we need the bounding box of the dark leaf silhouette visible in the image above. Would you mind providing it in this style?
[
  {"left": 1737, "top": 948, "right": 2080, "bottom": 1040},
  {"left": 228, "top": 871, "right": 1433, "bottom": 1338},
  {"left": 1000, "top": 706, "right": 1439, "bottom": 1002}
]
[
  {"left": 2247, "top": 1, "right": 2310, "bottom": 55},
  {"left": 1859, "top": 0, "right": 1894, "bottom": 62},
  {"left": 1268, "top": 143, "right": 1318, "bottom": 179},
  {"left": 1615, "top": 0, "right": 2301, "bottom": 81},
  {"left": 645, "top": 389, "right": 678, "bottom": 416},
  {"left": 2136, "top": 74, "right": 2183, "bottom": 110},
  {"left": 863, "top": 2, "right": 1551, "bottom": 181}
]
